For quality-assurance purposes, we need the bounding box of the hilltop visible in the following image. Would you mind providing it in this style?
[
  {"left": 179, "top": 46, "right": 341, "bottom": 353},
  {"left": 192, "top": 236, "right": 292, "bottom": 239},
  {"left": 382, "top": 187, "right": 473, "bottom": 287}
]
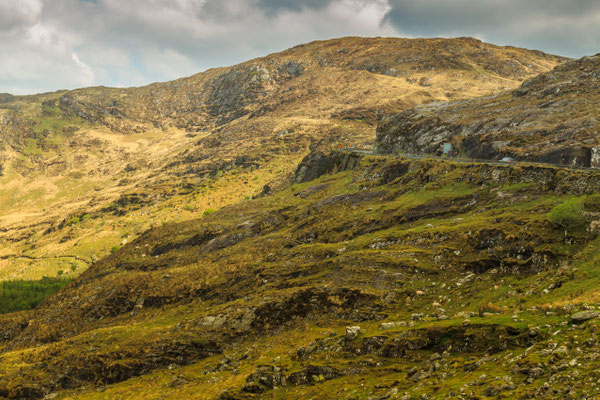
[
  {"left": 0, "top": 37, "right": 566, "bottom": 280},
  {"left": 376, "top": 53, "right": 600, "bottom": 166}
]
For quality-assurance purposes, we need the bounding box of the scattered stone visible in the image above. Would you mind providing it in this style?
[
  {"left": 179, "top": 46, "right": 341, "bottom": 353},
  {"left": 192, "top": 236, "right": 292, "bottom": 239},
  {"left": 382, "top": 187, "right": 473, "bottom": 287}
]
[
  {"left": 463, "top": 362, "right": 478, "bottom": 372},
  {"left": 380, "top": 321, "right": 407, "bottom": 330},
  {"left": 243, "top": 365, "right": 287, "bottom": 393},
  {"left": 288, "top": 365, "right": 342, "bottom": 385},
  {"left": 411, "top": 313, "right": 424, "bottom": 321},
  {"left": 483, "top": 385, "right": 501, "bottom": 397},
  {"left": 571, "top": 311, "right": 600, "bottom": 324},
  {"left": 346, "top": 326, "right": 362, "bottom": 340},
  {"left": 243, "top": 382, "right": 265, "bottom": 394}
]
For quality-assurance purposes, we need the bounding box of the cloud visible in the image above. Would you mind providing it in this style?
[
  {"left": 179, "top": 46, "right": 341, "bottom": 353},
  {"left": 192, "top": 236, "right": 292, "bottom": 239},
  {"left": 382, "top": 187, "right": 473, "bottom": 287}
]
[
  {"left": 0, "top": 0, "right": 598, "bottom": 94},
  {"left": 384, "top": 0, "right": 600, "bottom": 57},
  {"left": 253, "top": 0, "right": 335, "bottom": 15},
  {"left": 0, "top": 0, "right": 42, "bottom": 34},
  {"left": 0, "top": 0, "right": 397, "bottom": 94}
]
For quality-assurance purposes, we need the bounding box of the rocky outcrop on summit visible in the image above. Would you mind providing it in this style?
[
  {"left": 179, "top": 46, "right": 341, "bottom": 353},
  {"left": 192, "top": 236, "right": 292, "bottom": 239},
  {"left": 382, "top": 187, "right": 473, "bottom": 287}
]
[{"left": 376, "top": 54, "right": 600, "bottom": 167}]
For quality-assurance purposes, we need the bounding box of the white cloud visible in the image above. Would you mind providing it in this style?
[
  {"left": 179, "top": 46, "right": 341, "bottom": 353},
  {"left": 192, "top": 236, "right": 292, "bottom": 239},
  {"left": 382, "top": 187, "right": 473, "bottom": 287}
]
[
  {"left": 0, "top": 0, "right": 399, "bottom": 94},
  {"left": 71, "top": 52, "right": 95, "bottom": 86},
  {"left": 140, "top": 48, "right": 197, "bottom": 83},
  {"left": 25, "top": 22, "right": 69, "bottom": 52}
]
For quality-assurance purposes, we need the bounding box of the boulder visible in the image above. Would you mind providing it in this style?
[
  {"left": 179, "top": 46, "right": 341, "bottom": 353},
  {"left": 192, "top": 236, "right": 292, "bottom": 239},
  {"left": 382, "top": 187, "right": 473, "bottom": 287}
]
[
  {"left": 571, "top": 310, "right": 600, "bottom": 324},
  {"left": 380, "top": 321, "right": 407, "bottom": 330},
  {"left": 346, "top": 326, "right": 362, "bottom": 340}
]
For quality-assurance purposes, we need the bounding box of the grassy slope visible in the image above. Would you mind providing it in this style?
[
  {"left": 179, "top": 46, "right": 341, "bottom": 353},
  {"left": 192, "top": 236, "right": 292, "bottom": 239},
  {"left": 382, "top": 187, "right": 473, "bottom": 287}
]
[{"left": 1, "top": 155, "right": 600, "bottom": 398}]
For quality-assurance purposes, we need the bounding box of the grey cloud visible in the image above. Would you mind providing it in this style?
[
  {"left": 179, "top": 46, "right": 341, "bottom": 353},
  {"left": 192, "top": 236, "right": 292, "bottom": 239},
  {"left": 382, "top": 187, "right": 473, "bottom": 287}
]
[
  {"left": 3, "top": 0, "right": 599, "bottom": 95},
  {"left": 0, "top": 0, "right": 394, "bottom": 94},
  {"left": 0, "top": 0, "right": 42, "bottom": 34},
  {"left": 384, "top": 0, "right": 600, "bottom": 57},
  {"left": 253, "top": 0, "right": 335, "bottom": 15}
]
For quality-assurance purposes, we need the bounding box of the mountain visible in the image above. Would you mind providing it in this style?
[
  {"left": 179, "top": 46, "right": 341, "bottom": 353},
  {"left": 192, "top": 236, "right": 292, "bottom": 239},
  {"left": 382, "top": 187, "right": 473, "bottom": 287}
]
[
  {"left": 4, "top": 37, "right": 597, "bottom": 400},
  {"left": 376, "top": 53, "right": 600, "bottom": 166},
  {"left": 0, "top": 37, "right": 566, "bottom": 281}
]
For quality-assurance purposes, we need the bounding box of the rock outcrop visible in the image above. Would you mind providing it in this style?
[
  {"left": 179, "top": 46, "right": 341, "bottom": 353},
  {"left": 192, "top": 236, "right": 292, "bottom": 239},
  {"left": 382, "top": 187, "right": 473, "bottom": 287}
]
[{"left": 376, "top": 54, "right": 600, "bottom": 167}]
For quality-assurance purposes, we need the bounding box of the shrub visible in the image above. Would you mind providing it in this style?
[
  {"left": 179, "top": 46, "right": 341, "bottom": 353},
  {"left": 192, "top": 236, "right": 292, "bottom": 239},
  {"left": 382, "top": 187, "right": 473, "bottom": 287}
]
[
  {"left": 583, "top": 194, "right": 600, "bottom": 212},
  {"left": 65, "top": 216, "right": 80, "bottom": 226},
  {"left": 0, "top": 277, "right": 70, "bottom": 314},
  {"left": 548, "top": 198, "right": 587, "bottom": 236},
  {"left": 203, "top": 209, "right": 215, "bottom": 217},
  {"left": 110, "top": 245, "right": 120, "bottom": 253}
]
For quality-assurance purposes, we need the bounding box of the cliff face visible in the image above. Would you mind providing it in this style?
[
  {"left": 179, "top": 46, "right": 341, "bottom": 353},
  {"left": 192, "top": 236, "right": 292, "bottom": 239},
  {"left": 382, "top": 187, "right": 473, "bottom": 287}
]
[{"left": 376, "top": 54, "right": 600, "bottom": 167}]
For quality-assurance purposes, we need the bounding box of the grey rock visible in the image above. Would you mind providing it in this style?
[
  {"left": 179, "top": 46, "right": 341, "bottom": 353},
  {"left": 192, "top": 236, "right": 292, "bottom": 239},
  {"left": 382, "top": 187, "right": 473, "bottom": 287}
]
[
  {"left": 571, "top": 310, "right": 600, "bottom": 323},
  {"left": 346, "top": 326, "right": 362, "bottom": 340},
  {"left": 380, "top": 321, "right": 407, "bottom": 330}
]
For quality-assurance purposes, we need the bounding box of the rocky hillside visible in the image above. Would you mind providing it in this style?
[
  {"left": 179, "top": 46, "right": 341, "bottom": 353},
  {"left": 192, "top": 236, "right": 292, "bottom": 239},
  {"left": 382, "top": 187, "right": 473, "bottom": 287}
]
[
  {"left": 0, "top": 37, "right": 566, "bottom": 281},
  {"left": 2, "top": 153, "right": 600, "bottom": 399},
  {"left": 376, "top": 54, "right": 600, "bottom": 166},
  {"left": 48, "top": 36, "right": 565, "bottom": 131},
  {"left": 6, "top": 37, "right": 600, "bottom": 400}
]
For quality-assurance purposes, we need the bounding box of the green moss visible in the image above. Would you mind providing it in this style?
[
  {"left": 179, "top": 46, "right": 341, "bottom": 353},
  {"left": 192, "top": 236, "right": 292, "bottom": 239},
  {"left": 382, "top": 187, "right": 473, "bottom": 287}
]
[{"left": 65, "top": 216, "right": 80, "bottom": 226}]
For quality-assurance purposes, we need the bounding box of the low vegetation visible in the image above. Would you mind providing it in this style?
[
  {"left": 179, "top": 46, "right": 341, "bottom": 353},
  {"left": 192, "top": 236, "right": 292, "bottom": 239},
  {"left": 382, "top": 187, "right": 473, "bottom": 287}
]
[
  {"left": 0, "top": 277, "right": 70, "bottom": 314},
  {"left": 0, "top": 38, "right": 590, "bottom": 399},
  {"left": 548, "top": 197, "right": 587, "bottom": 236},
  {"left": 0, "top": 155, "right": 600, "bottom": 398}
]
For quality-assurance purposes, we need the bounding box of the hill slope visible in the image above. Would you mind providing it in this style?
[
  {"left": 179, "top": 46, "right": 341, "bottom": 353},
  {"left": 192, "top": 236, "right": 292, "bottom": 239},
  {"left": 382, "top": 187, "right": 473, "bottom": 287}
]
[
  {"left": 5, "top": 38, "right": 600, "bottom": 400},
  {"left": 2, "top": 153, "right": 600, "bottom": 399},
  {"left": 0, "top": 37, "right": 567, "bottom": 280},
  {"left": 376, "top": 53, "right": 600, "bottom": 166}
]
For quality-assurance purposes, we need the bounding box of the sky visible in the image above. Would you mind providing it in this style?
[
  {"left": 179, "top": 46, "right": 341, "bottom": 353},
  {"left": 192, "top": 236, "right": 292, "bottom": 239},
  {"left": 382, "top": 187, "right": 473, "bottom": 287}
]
[{"left": 1, "top": 0, "right": 599, "bottom": 95}]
